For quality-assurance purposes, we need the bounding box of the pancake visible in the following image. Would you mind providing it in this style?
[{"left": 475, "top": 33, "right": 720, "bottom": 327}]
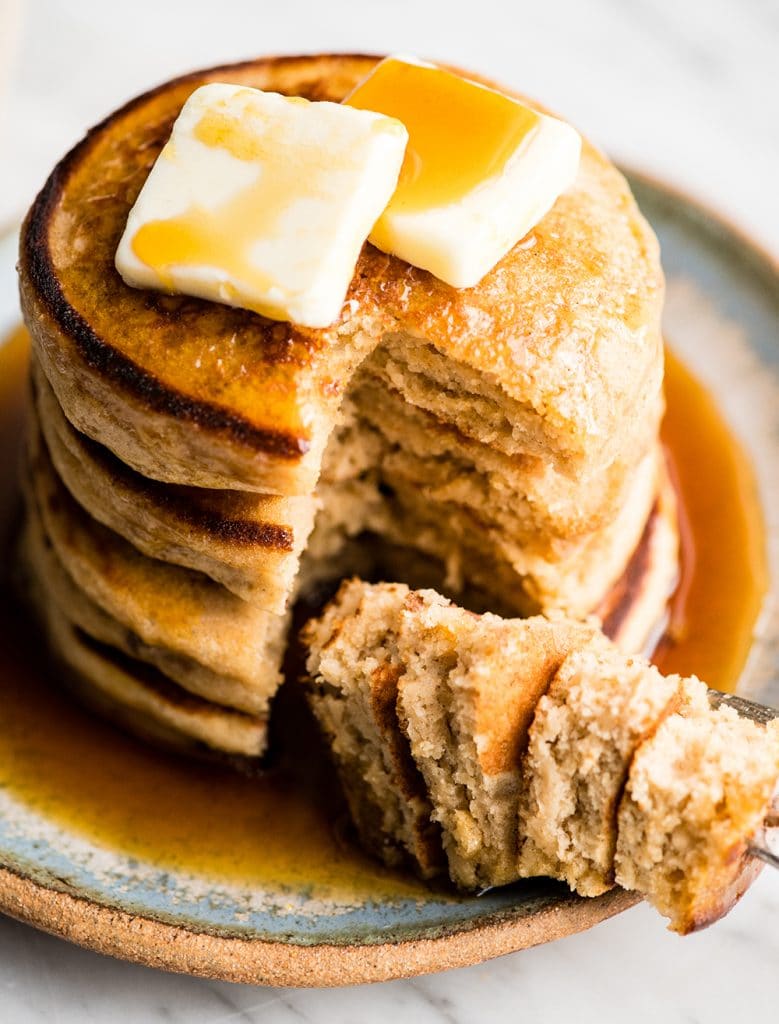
[
  {"left": 42, "top": 616, "right": 267, "bottom": 759},
  {"left": 517, "top": 647, "right": 683, "bottom": 896},
  {"left": 32, "top": 358, "right": 315, "bottom": 612},
  {"left": 303, "top": 581, "right": 779, "bottom": 929},
  {"left": 20, "top": 495, "right": 269, "bottom": 716},
  {"left": 615, "top": 680, "right": 779, "bottom": 933},
  {"left": 16, "top": 527, "right": 268, "bottom": 758},
  {"left": 25, "top": 418, "right": 288, "bottom": 708},
  {"left": 19, "top": 54, "right": 662, "bottom": 494},
  {"left": 392, "top": 594, "right": 596, "bottom": 889},
  {"left": 302, "top": 580, "right": 444, "bottom": 879}
]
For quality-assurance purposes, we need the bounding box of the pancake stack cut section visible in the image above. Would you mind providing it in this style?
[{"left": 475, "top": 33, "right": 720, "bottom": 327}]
[
  {"left": 303, "top": 580, "right": 779, "bottom": 933},
  {"left": 19, "top": 54, "right": 675, "bottom": 755}
]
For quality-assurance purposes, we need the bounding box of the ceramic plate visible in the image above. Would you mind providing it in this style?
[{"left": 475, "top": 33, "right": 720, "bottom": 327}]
[{"left": 0, "top": 171, "right": 777, "bottom": 986}]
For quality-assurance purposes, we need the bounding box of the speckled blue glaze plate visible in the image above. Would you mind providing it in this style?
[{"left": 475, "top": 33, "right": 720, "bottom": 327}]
[{"left": 0, "top": 172, "right": 777, "bottom": 986}]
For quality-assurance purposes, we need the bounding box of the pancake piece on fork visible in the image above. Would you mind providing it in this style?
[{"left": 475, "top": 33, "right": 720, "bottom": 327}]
[
  {"left": 304, "top": 578, "right": 599, "bottom": 888},
  {"left": 303, "top": 580, "right": 779, "bottom": 929}
]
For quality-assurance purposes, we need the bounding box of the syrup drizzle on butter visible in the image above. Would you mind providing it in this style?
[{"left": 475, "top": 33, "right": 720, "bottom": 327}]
[
  {"left": 345, "top": 58, "right": 541, "bottom": 223},
  {"left": 131, "top": 98, "right": 296, "bottom": 316},
  {"left": 130, "top": 92, "right": 401, "bottom": 319}
]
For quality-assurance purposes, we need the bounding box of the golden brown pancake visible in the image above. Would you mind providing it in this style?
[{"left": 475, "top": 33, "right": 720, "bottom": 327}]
[
  {"left": 19, "top": 54, "right": 663, "bottom": 495},
  {"left": 20, "top": 492, "right": 270, "bottom": 717},
  {"left": 16, "top": 521, "right": 268, "bottom": 758},
  {"left": 24, "top": 418, "right": 287, "bottom": 710},
  {"left": 32, "top": 358, "right": 314, "bottom": 612}
]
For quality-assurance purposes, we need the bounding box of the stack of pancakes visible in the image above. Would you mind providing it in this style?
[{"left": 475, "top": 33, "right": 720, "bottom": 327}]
[{"left": 16, "top": 54, "right": 677, "bottom": 760}]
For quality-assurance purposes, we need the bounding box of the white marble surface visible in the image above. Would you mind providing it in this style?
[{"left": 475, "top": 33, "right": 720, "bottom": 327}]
[{"left": 1, "top": 0, "right": 778, "bottom": 1020}]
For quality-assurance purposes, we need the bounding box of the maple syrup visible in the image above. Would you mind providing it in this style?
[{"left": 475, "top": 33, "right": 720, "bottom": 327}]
[
  {"left": 654, "top": 348, "right": 767, "bottom": 689},
  {"left": 346, "top": 58, "right": 541, "bottom": 214}
]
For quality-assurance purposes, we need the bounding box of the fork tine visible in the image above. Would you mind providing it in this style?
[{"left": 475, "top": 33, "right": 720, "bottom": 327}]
[
  {"left": 748, "top": 833, "right": 779, "bottom": 870},
  {"left": 706, "top": 691, "right": 779, "bottom": 866},
  {"left": 707, "top": 689, "right": 779, "bottom": 725}
]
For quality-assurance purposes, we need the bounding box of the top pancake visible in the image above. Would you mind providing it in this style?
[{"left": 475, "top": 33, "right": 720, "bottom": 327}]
[{"left": 20, "top": 53, "right": 664, "bottom": 494}]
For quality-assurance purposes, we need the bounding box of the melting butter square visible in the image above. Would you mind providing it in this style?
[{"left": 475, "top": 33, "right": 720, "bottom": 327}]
[
  {"left": 346, "top": 57, "right": 582, "bottom": 289},
  {"left": 115, "top": 83, "right": 408, "bottom": 327}
]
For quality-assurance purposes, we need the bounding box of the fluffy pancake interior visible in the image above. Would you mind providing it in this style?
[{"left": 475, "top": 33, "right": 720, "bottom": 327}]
[
  {"left": 517, "top": 647, "right": 683, "bottom": 896},
  {"left": 393, "top": 597, "right": 593, "bottom": 888},
  {"left": 303, "top": 580, "right": 442, "bottom": 876}
]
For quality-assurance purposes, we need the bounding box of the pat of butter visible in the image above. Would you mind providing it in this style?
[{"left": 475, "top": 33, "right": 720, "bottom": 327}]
[
  {"left": 115, "top": 83, "right": 408, "bottom": 327},
  {"left": 346, "top": 57, "right": 582, "bottom": 288}
]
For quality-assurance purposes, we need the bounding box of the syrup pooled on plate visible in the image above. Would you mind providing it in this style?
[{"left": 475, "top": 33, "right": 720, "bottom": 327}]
[
  {"left": 0, "top": 328, "right": 766, "bottom": 890},
  {"left": 654, "top": 348, "right": 767, "bottom": 690}
]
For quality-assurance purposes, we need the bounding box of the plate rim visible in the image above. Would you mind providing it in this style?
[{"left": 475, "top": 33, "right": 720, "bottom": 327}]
[
  {"left": 621, "top": 164, "right": 779, "bottom": 278},
  {"left": 0, "top": 864, "right": 638, "bottom": 985},
  {"left": 0, "top": 168, "right": 777, "bottom": 986}
]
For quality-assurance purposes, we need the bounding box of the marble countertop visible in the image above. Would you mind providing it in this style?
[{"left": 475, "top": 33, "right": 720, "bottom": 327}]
[{"left": 2, "top": 1, "right": 778, "bottom": 1020}]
